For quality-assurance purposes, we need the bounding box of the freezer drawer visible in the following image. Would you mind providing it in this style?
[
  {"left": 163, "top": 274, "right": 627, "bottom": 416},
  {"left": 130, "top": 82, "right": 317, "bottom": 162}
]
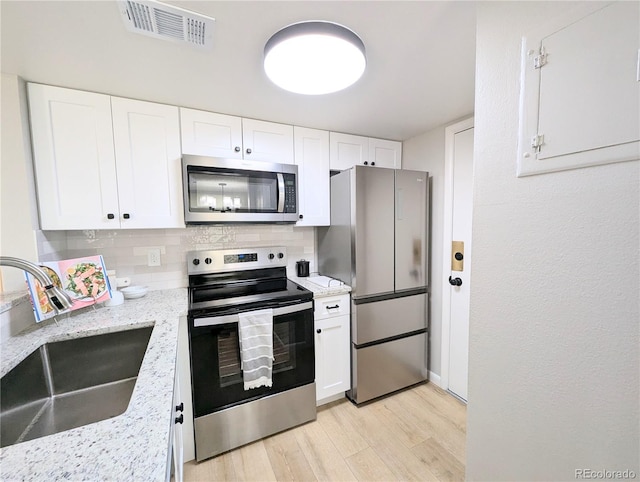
[
  {"left": 352, "top": 293, "right": 426, "bottom": 345},
  {"left": 348, "top": 332, "right": 427, "bottom": 404}
]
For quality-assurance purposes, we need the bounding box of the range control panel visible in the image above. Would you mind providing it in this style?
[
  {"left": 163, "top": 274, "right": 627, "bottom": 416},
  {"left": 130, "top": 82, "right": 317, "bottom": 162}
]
[{"left": 187, "top": 247, "right": 287, "bottom": 275}]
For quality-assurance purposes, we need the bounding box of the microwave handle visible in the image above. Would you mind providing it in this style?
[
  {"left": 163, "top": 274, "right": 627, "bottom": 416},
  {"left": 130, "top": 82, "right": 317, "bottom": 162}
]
[
  {"left": 193, "top": 301, "right": 313, "bottom": 327},
  {"left": 277, "top": 173, "right": 285, "bottom": 213}
]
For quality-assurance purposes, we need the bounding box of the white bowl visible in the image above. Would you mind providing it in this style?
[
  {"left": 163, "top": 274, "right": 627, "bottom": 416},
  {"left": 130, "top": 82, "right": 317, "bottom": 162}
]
[{"left": 121, "top": 286, "right": 148, "bottom": 299}]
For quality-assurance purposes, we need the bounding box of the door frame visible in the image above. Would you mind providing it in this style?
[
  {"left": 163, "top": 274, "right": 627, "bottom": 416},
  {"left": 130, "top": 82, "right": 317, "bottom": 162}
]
[{"left": 440, "top": 116, "right": 474, "bottom": 391}]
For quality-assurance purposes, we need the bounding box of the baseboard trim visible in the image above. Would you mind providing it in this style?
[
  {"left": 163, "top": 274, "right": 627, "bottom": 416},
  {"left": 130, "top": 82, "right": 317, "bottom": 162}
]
[{"left": 428, "top": 371, "right": 442, "bottom": 388}]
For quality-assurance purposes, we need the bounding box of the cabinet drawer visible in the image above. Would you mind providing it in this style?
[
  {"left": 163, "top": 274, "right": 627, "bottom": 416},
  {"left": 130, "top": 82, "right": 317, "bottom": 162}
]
[{"left": 314, "top": 294, "right": 350, "bottom": 320}]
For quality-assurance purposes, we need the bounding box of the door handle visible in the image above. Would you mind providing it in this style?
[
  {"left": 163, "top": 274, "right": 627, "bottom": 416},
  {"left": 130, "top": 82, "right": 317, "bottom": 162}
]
[{"left": 449, "top": 276, "right": 462, "bottom": 286}]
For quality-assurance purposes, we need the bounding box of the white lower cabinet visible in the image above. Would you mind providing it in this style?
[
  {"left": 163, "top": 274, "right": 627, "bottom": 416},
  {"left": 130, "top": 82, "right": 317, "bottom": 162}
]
[
  {"left": 177, "top": 315, "right": 195, "bottom": 463},
  {"left": 168, "top": 369, "right": 184, "bottom": 482},
  {"left": 314, "top": 294, "right": 351, "bottom": 404}
]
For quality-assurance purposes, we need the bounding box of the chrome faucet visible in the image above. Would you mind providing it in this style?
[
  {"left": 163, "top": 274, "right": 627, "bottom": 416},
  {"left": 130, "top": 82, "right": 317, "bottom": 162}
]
[{"left": 0, "top": 256, "right": 73, "bottom": 312}]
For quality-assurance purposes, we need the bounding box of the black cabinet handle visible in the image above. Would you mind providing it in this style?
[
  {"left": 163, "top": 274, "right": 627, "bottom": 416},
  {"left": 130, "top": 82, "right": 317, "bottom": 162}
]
[
  {"left": 316, "top": 329, "right": 322, "bottom": 334},
  {"left": 107, "top": 213, "right": 115, "bottom": 220},
  {"left": 363, "top": 161, "right": 369, "bottom": 165},
  {"left": 175, "top": 414, "right": 184, "bottom": 424},
  {"left": 299, "top": 214, "right": 304, "bottom": 219},
  {"left": 246, "top": 148, "right": 252, "bottom": 154},
  {"left": 123, "top": 213, "right": 130, "bottom": 219},
  {"left": 326, "top": 304, "right": 339, "bottom": 310},
  {"left": 371, "top": 161, "right": 376, "bottom": 166},
  {"left": 449, "top": 276, "right": 462, "bottom": 286},
  {"left": 234, "top": 146, "right": 241, "bottom": 152},
  {"left": 175, "top": 402, "right": 184, "bottom": 412}
]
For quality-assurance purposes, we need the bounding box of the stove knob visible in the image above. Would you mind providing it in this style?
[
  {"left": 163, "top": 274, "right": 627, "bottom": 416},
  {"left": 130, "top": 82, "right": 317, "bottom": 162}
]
[
  {"left": 192, "top": 258, "right": 200, "bottom": 266},
  {"left": 277, "top": 252, "right": 284, "bottom": 259},
  {"left": 204, "top": 257, "right": 212, "bottom": 265},
  {"left": 268, "top": 253, "right": 275, "bottom": 260}
]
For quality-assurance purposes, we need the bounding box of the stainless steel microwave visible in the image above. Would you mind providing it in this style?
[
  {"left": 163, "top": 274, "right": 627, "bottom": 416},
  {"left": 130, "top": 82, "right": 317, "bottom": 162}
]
[{"left": 182, "top": 155, "right": 299, "bottom": 224}]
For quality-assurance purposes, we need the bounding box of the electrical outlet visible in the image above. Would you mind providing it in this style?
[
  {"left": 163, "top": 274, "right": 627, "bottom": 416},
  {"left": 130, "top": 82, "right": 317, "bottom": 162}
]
[{"left": 147, "top": 248, "right": 161, "bottom": 267}]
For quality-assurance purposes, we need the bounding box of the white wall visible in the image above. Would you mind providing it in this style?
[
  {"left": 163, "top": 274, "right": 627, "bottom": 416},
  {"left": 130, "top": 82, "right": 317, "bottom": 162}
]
[
  {"left": 403, "top": 125, "right": 446, "bottom": 377},
  {"left": 466, "top": 2, "right": 639, "bottom": 480},
  {"left": 0, "top": 74, "right": 39, "bottom": 292}
]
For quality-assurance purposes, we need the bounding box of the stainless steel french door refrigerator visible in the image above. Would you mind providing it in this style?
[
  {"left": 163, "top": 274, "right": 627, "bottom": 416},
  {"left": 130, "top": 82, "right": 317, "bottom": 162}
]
[{"left": 317, "top": 165, "right": 429, "bottom": 404}]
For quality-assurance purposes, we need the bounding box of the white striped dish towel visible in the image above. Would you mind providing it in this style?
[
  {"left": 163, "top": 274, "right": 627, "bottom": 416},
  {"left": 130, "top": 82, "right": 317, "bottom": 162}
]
[{"left": 238, "top": 308, "right": 274, "bottom": 390}]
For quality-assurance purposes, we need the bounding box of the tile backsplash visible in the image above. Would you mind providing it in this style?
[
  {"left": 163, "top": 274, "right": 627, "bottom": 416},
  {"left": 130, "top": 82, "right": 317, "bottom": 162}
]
[{"left": 37, "top": 225, "right": 316, "bottom": 290}]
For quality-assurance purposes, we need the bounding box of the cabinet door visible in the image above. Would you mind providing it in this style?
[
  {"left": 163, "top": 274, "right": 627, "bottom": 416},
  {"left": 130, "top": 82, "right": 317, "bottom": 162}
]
[
  {"left": 315, "top": 313, "right": 351, "bottom": 403},
  {"left": 170, "top": 369, "right": 184, "bottom": 482},
  {"left": 518, "top": 2, "right": 639, "bottom": 175},
  {"left": 28, "top": 83, "right": 120, "bottom": 230},
  {"left": 111, "top": 97, "right": 184, "bottom": 228},
  {"left": 329, "top": 132, "right": 369, "bottom": 170},
  {"left": 242, "top": 118, "right": 294, "bottom": 163},
  {"left": 180, "top": 108, "right": 243, "bottom": 158},
  {"left": 294, "top": 127, "right": 330, "bottom": 226},
  {"left": 369, "top": 138, "right": 402, "bottom": 169}
]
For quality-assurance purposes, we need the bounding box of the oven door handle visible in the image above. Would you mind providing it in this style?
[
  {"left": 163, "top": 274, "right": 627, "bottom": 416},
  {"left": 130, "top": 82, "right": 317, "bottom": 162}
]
[
  {"left": 277, "top": 173, "right": 285, "bottom": 213},
  {"left": 193, "top": 301, "right": 313, "bottom": 327}
]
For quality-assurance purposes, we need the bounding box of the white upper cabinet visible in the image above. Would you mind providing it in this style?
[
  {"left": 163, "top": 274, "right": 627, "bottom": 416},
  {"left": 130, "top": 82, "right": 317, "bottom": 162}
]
[
  {"left": 294, "top": 127, "right": 330, "bottom": 226},
  {"left": 518, "top": 1, "right": 640, "bottom": 176},
  {"left": 242, "top": 118, "right": 294, "bottom": 164},
  {"left": 179, "top": 109, "right": 294, "bottom": 164},
  {"left": 111, "top": 97, "right": 184, "bottom": 228},
  {"left": 28, "top": 84, "right": 184, "bottom": 230},
  {"left": 329, "top": 132, "right": 368, "bottom": 170},
  {"left": 180, "top": 108, "right": 243, "bottom": 159},
  {"left": 369, "top": 137, "right": 402, "bottom": 169},
  {"left": 28, "top": 83, "right": 120, "bottom": 230},
  {"left": 330, "top": 131, "right": 402, "bottom": 170}
]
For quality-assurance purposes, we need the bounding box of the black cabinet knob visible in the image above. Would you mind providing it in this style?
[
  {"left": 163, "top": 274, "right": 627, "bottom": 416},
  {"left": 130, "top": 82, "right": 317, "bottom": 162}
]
[
  {"left": 123, "top": 213, "right": 130, "bottom": 219},
  {"left": 455, "top": 252, "right": 464, "bottom": 261},
  {"left": 448, "top": 276, "right": 463, "bottom": 286},
  {"left": 193, "top": 258, "right": 200, "bottom": 265},
  {"left": 371, "top": 161, "right": 376, "bottom": 166},
  {"left": 246, "top": 148, "right": 252, "bottom": 154},
  {"left": 299, "top": 214, "right": 303, "bottom": 219},
  {"left": 234, "top": 146, "right": 241, "bottom": 152},
  {"left": 175, "top": 414, "right": 184, "bottom": 424},
  {"left": 363, "top": 161, "right": 369, "bottom": 165},
  {"left": 107, "top": 213, "right": 115, "bottom": 220},
  {"left": 316, "top": 329, "right": 322, "bottom": 334},
  {"left": 175, "top": 402, "right": 184, "bottom": 412}
]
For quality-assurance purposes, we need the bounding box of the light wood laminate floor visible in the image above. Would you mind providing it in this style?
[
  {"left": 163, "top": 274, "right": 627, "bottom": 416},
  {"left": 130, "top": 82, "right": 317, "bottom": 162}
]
[{"left": 184, "top": 382, "right": 466, "bottom": 482}]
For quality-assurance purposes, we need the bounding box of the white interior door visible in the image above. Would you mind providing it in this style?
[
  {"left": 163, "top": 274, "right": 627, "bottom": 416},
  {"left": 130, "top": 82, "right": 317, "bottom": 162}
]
[{"left": 442, "top": 117, "right": 474, "bottom": 402}]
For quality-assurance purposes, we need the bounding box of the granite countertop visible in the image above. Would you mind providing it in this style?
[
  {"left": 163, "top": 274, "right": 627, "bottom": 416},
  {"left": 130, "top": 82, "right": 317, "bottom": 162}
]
[
  {"left": 0, "top": 290, "right": 30, "bottom": 314},
  {"left": 289, "top": 275, "right": 351, "bottom": 298},
  {"left": 0, "top": 288, "right": 187, "bottom": 481}
]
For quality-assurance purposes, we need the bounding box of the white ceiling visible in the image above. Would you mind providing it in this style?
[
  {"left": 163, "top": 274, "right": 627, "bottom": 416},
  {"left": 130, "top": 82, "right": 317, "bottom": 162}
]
[{"left": 0, "top": 1, "right": 476, "bottom": 141}]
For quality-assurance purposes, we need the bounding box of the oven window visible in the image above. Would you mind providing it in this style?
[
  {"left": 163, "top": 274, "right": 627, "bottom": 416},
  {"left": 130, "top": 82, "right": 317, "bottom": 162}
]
[
  {"left": 189, "top": 306, "right": 314, "bottom": 417},
  {"left": 188, "top": 170, "right": 278, "bottom": 213},
  {"left": 217, "top": 323, "right": 296, "bottom": 388}
]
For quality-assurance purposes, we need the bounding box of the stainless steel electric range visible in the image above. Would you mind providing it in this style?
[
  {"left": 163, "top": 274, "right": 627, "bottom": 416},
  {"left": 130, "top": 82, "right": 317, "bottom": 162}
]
[{"left": 186, "top": 247, "right": 315, "bottom": 461}]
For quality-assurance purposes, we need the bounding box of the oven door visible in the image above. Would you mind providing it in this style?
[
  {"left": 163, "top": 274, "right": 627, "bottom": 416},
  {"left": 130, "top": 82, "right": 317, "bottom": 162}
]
[
  {"left": 182, "top": 155, "right": 298, "bottom": 223},
  {"left": 188, "top": 301, "right": 314, "bottom": 417}
]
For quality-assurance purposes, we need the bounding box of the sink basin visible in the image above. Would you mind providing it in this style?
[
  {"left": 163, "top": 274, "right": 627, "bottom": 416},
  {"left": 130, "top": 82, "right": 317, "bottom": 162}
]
[{"left": 1, "top": 326, "right": 153, "bottom": 448}]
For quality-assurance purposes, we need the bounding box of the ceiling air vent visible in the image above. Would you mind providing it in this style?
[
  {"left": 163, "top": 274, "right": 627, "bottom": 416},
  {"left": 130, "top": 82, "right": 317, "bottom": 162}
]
[{"left": 118, "top": 0, "right": 214, "bottom": 49}]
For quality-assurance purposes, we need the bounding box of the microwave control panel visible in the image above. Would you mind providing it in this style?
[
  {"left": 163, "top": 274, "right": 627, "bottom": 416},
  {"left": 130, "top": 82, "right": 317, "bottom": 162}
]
[{"left": 284, "top": 173, "right": 297, "bottom": 213}]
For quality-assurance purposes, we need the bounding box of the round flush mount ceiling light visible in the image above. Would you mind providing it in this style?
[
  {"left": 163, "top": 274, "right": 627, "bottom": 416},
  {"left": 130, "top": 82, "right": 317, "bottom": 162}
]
[{"left": 264, "top": 21, "right": 366, "bottom": 95}]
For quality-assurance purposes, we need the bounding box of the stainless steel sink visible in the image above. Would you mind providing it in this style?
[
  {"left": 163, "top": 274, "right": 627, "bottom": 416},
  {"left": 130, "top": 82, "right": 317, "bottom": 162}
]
[{"left": 1, "top": 326, "right": 153, "bottom": 448}]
